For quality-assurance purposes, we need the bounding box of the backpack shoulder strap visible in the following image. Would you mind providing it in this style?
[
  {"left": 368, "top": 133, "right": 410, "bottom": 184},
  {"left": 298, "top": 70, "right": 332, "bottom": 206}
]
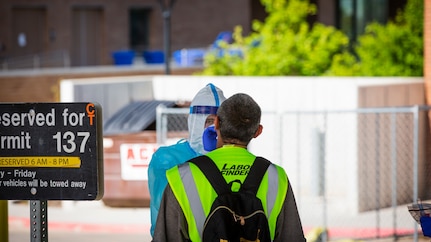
[
  {"left": 188, "top": 155, "right": 231, "bottom": 195},
  {"left": 240, "top": 156, "right": 271, "bottom": 195},
  {"left": 189, "top": 156, "right": 271, "bottom": 195}
]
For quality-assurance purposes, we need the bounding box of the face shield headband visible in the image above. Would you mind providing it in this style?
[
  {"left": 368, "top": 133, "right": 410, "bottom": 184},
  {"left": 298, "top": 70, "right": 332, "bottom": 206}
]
[
  {"left": 189, "top": 83, "right": 222, "bottom": 115},
  {"left": 189, "top": 106, "right": 218, "bottom": 115}
]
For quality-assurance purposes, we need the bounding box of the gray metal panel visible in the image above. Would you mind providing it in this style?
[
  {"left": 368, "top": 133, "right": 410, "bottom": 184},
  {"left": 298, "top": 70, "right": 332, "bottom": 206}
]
[
  {"left": 129, "top": 81, "right": 154, "bottom": 101},
  {"left": 105, "top": 83, "right": 132, "bottom": 120},
  {"left": 103, "top": 100, "right": 176, "bottom": 135},
  {"left": 73, "top": 81, "right": 154, "bottom": 123},
  {"left": 74, "top": 84, "right": 108, "bottom": 119}
]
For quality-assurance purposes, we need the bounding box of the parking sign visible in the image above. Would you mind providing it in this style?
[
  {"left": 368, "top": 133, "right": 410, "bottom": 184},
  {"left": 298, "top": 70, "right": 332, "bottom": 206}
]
[{"left": 0, "top": 103, "right": 103, "bottom": 200}]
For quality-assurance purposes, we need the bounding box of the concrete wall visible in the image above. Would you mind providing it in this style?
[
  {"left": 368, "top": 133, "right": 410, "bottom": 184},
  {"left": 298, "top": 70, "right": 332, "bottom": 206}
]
[{"left": 60, "top": 75, "right": 425, "bottom": 160}]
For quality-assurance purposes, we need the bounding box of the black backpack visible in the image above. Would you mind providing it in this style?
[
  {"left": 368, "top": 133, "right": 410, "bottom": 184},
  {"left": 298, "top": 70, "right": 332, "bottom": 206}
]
[{"left": 189, "top": 156, "right": 272, "bottom": 242}]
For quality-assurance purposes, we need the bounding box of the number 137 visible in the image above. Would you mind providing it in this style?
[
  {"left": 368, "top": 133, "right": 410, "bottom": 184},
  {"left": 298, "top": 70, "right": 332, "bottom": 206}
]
[{"left": 52, "top": 131, "right": 90, "bottom": 153}]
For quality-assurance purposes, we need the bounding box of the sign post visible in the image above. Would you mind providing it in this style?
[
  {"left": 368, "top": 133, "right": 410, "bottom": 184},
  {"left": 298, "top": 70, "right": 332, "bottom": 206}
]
[
  {"left": 0, "top": 102, "right": 103, "bottom": 241},
  {"left": 30, "top": 200, "right": 48, "bottom": 242}
]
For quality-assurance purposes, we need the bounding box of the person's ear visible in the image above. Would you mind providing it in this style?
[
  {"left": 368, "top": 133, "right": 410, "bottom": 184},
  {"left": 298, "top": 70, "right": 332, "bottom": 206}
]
[
  {"left": 214, "top": 116, "right": 223, "bottom": 148},
  {"left": 214, "top": 116, "right": 220, "bottom": 130},
  {"left": 253, "top": 124, "right": 263, "bottom": 138}
]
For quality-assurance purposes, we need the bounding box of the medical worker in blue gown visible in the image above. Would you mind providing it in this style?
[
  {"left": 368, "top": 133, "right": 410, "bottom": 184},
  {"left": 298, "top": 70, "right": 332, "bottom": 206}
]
[{"left": 148, "top": 83, "right": 226, "bottom": 236}]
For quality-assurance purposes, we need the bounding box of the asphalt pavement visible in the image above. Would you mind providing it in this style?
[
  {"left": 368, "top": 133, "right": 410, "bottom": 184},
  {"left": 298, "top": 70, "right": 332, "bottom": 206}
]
[{"left": 7, "top": 200, "right": 152, "bottom": 242}]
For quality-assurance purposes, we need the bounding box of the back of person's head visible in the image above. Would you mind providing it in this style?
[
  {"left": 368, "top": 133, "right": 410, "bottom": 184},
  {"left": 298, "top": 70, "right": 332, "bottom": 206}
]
[
  {"left": 217, "top": 93, "right": 261, "bottom": 145},
  {"left": 188, "top": 83, "right": 226, "bottom": 154}
]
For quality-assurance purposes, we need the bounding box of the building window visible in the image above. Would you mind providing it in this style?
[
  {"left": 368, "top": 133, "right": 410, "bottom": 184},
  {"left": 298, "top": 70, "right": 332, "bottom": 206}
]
[
  {"left": 129, "top": 8, "right": 150, "bottom": 52},
  {"left": 336, "top": 0, "right": 388, "bottom": 44}
]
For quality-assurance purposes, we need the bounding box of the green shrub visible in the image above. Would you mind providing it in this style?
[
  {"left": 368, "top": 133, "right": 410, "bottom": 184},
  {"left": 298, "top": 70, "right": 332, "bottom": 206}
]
[
  {"left": 200, "top": 0, "right": 349, "bottom": 76},
  {"left": 328, "top": 0, "right": 423, "bottom": 76},
  {"left": 201, "top": 0, "right": 423, "bottom": 77}
]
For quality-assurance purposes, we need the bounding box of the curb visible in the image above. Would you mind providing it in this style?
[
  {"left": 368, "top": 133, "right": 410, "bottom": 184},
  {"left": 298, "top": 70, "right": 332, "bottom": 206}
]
[{"left": 9, "top": 216, "right": 150, "bottom": 234}]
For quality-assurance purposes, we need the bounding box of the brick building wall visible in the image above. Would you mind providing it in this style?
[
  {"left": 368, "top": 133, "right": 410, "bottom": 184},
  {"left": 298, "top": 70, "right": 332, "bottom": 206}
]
[{"left": 0, "top": 0, "right": 256, "bottom": 66}]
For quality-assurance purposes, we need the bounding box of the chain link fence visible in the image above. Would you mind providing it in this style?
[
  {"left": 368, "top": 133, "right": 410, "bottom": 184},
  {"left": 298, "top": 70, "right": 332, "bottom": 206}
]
[
  {"left": 156, "top": 106, "right": 189, "bottom": 145},
  {"left": 157, "top": 105, "right": 431, "bottom": 241},
  {"left": 283, "top": 106, "right": 431, "bottom": 241}
]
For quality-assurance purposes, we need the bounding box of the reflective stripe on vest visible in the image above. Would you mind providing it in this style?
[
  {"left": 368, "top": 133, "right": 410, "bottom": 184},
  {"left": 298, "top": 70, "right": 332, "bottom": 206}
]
[
  {"left": 266, "top": 165, "right": 288, "bottom": 235},
  {"left": 266, "top": 164, "right": 278, "bottom": 217},
  {"left": 166, "top": 164, "right": 203, "bottom": 242},
  {"left": 178, "top": 162, "right": 206, "bottom": 237},
  {"left": 171, "top": 162, "right": 287, "bottom": 241}
]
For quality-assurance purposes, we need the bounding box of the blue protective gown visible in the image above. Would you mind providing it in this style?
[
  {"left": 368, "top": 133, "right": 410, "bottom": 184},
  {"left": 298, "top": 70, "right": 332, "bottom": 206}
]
[
  {"left": 147, "top": 83, "right": 226, "bottom": 236},
  {"left": 148, "top": 140, "right": 199, "bottom": 235}
]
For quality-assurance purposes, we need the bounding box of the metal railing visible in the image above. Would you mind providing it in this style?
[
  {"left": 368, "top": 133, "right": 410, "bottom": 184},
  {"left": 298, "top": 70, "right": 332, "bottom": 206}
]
[{"left": 0, "top": 50, "right": 70, "bottom": 70}]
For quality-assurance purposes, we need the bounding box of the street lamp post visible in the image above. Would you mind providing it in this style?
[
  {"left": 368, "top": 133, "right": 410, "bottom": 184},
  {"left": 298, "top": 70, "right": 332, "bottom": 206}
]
[{"left": 158, "top": 0, "right": 177, "bottom": 75}]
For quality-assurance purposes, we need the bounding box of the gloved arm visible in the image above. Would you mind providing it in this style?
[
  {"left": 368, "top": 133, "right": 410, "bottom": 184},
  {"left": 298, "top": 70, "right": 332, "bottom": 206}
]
[{"left": 202, "top": 125, "right": 217, "bottom": 152}]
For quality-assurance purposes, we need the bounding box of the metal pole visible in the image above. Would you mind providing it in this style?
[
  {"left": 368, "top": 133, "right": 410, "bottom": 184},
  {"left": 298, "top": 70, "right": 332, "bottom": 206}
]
[
  {"left": 413, "top": 106, "right": 419, "bottom": 242},
  {"left": 390, "top": 112, "right": 398, "bottom": 238},
  {"left": 375, "top": 114, "right": 381, "bottom": 238},
  {"left": 0, "top": 200, "right": 8, "bottom": 242},
  {"left": 163, "top": 10, "right": 171, "bottom": 74},
  {"left": 156, "top": 104, "right": 166, "bottom": 145},
  {"left": 295, "top": 112, "right": 301, "bottom": 208},
  {"left": 158, "top": 0, "right": 177, "bottom": 75},
  {"left": 322, "top": 113, "right": 328, "bottom": 242},
  {"left": 30, "top": 200, "right": 48, "bottom": 242}
]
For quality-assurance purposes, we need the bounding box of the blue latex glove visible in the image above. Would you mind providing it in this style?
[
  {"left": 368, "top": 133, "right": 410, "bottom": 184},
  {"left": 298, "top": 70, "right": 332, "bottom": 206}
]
[{"left": 202, "top": 125, "right": 217, "bottom": 152}]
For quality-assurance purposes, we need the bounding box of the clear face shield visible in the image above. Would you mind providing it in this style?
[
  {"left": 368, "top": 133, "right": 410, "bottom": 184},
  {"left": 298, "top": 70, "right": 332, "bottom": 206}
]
[
  {"left": 187, "top": 84, "right": 226, "bottom": 154},
  {"left": 188, "top": 106, "right": 218, "bottom": 154}
]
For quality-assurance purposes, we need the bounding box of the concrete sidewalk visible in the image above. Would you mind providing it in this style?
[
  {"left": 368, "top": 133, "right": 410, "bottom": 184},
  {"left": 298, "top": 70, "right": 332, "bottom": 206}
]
[
  {"left": 7, "top": 200, "right": 152, "bottom": 242},
  {"left": 6, "top": 200, "right": 431, "bottom": 242}
]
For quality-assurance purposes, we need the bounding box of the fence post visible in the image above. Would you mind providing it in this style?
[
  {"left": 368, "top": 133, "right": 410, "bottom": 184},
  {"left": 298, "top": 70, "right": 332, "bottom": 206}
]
[
  {"left": 413, "top": 106, "right": 420, "bottom": 242},
  {"left": 390, "top": 112, "right": 398, "bottom": 237},
  {"left": 156, "top": 104, "right": 165, "bottom": 145}
]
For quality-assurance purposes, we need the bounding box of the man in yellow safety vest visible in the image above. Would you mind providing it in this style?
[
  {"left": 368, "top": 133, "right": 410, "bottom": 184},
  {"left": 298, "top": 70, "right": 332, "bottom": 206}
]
[{"left": 153, "top": 93, "right": 306, "bottom": 242}]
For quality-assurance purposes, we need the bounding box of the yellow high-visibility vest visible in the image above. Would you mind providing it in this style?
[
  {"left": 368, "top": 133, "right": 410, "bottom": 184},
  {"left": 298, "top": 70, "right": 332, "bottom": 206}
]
[{"left": 166, "top": 155, "right": 288, "bottom": 242}]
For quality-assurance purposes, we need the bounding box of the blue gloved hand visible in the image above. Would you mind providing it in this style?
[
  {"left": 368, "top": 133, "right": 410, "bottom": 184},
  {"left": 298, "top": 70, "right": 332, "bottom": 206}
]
[{"left": 202, "top": 125, "right": 217, "bottom": 152}]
